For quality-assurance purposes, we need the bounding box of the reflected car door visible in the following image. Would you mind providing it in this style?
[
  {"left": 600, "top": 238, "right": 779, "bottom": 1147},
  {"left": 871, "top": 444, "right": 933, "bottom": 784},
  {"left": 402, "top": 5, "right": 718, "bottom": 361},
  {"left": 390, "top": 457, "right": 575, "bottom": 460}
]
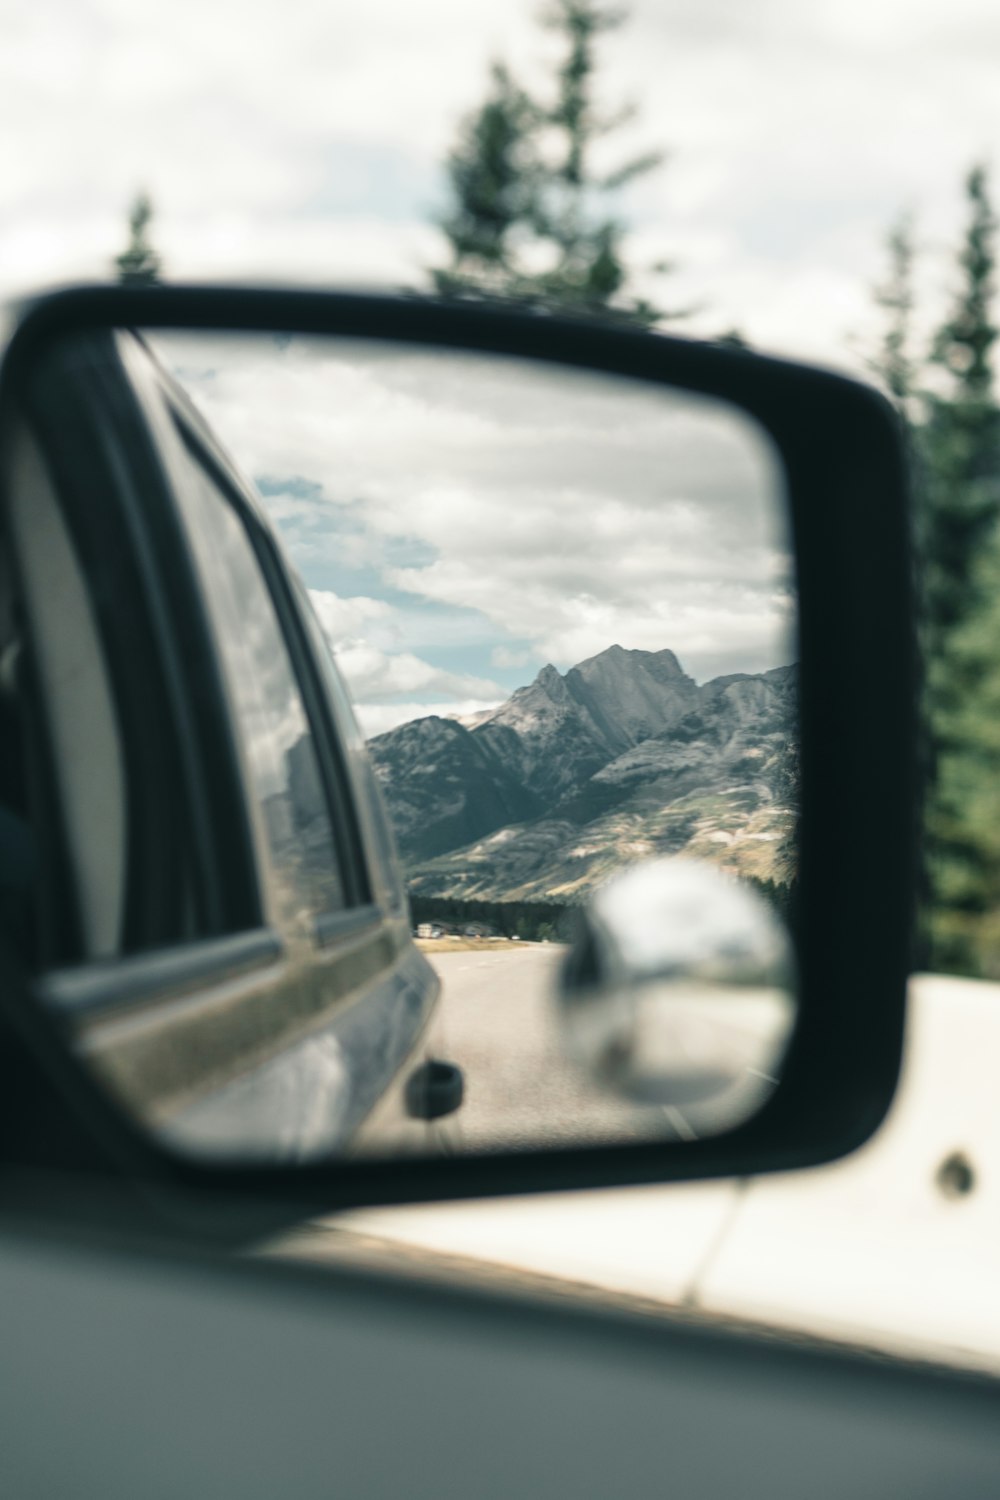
[{"left": 17, "top": 329, "right": 443, "bottom": 1161}]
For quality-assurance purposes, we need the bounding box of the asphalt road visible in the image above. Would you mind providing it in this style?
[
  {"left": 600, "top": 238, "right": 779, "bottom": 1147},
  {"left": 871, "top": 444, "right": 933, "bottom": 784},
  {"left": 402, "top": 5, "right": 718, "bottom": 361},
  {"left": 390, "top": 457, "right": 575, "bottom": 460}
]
[
  {"left": 431, "top": 945, "right": 790, "bottom": 1152},
  {"left": 430, "top": 945, "right": 655, "bottom": 1151}
]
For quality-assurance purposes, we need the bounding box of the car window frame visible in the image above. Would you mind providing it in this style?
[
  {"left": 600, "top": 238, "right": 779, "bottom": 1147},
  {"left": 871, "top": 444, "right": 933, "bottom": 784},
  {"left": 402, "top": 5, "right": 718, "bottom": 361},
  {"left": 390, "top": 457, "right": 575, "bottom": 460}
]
[
  {"left": 10, "top": 334, "right": 237, "bottom": 963},
  {"left": 12, "top": 328, "right": 426, "bottom": 1142},
  {"left": 162, "top": 401, "right": 378, "bottom": 938}
]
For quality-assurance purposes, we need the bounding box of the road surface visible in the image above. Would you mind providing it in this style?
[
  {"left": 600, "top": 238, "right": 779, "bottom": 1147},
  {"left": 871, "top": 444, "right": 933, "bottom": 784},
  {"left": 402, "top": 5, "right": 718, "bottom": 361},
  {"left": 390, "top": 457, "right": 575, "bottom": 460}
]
[
  {"left": 432, "top": 944, "right": 788, "bottom": 1151},
  {"left": 432, "top": 945, "right": 655, "bottom": 1151}
]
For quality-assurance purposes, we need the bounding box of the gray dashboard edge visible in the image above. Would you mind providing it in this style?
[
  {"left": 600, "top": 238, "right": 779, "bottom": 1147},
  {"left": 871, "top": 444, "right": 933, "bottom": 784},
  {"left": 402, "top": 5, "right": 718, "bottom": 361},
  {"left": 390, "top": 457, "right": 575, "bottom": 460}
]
[{"left": 3, "top": 1212, "right": 999, "bottom": 1499}]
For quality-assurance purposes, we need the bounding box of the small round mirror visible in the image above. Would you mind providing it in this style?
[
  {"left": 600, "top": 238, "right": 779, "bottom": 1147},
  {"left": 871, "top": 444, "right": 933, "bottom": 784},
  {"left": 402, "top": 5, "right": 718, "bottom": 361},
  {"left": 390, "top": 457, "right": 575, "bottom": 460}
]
[{"left": 558, "top": 858, "right": 797, "bottom": 1137}]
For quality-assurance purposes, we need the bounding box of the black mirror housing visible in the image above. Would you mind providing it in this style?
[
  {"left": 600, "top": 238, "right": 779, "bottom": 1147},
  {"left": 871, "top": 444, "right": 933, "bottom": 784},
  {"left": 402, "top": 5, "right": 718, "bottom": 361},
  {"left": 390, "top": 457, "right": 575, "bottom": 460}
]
[{"left": 0, "top": 285, "right": 916, "bottom": 1240}]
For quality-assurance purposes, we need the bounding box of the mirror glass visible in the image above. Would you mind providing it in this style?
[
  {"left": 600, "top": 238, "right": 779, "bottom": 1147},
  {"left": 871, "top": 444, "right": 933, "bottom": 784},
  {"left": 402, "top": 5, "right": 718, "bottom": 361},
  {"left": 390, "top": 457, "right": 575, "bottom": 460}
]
[{"left": 7, "top": 325, "right": 798, "bottom": 1162}]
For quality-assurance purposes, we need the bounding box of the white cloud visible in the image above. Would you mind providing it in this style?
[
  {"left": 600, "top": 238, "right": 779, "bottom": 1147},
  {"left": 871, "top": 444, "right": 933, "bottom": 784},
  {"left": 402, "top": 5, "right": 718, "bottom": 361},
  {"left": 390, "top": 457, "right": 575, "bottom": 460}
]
[
  {"left": 332, "top": 639, "right": 503, "bottom": 704},
  {"left": 308, "top": 589, "right": 391, "bottom": 644},
  {"left": 491, "top": 645, "right": 534, "bottom": 670},
  {"left": 159, "top": 335, "right": 792, "bottom": 683},
  {"left": 4, "top": 0, "right": 998, "bottom": 373},
  {"left": 307, "top": 586, "right": 503, "bottom": 727}
]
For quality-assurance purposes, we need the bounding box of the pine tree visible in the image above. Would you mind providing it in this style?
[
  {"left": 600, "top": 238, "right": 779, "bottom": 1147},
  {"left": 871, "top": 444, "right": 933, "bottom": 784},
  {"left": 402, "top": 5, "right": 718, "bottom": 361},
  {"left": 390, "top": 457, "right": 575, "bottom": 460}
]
[
  {"left": 929, "top": 532, "right": 1000, "bottom": 975},
  {"left": 918, "top": 166, "right": 1000, "bottom": 973},
  {"left": 433, "top": 2, "right": 670, "bottom": 324},
  {"left": 933, "top": 166, "right": 997, "bottom": 399},
  {"left": 869, "top": 212, "right": 917, "bottom": 413},
  {"left": 867, "top": 212, "right": 938, "bottom": 959},
  {"left": 434, "top": 64, "right": 540, "bottom": 299},
  {"left": 529, "top": 0, "right": 664, "bottom": 320},
  {"left": 922, "top": 167, "right": 1000, "bottom": 645},
  {"left": 114, "top": 192, "right": 162, "bottom": 286}
]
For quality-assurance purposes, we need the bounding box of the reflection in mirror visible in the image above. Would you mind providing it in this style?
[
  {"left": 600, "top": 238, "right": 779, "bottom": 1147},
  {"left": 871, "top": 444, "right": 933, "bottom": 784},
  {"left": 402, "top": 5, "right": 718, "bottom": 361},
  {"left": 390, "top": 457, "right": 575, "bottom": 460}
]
[
  {"left": 16, "top": 327, "right": 798, "bottom": 1163},
  {"left": 560, "top": 859, "right": 796, "bottom": 1138}
]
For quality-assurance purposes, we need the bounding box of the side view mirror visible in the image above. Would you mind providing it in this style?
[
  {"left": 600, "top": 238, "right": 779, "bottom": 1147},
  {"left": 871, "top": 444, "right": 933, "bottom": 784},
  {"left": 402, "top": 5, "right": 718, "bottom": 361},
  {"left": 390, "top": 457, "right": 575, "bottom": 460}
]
[{"left": 0, "top": 285, "right": 916, "bottom": 1238}]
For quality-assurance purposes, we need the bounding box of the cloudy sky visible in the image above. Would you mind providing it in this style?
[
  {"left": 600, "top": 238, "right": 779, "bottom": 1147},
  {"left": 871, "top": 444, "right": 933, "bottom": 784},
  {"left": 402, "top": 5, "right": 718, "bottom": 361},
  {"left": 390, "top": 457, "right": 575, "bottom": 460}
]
[
  {"left": 158, "top": 334, "right": 789, "bottom": 735},
  {"left": 7, "top": 0, "right": 998, "bottom": 729},
  {"left": 5, "top": 0, "right": 999, "bottom": 363}
]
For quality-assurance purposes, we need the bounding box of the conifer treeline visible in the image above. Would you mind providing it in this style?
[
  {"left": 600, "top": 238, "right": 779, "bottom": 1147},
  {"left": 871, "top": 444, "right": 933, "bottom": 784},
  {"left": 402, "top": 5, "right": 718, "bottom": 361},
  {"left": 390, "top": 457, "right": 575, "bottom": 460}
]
[
  {"left": 408, "top": 894, "right": 577, "bottom": 943},
  {"left": 871, "top": 168, "right": 1000, "bottom": 977},
  {"left": 409, "top": 875, "right": 796, "bottom": 944}
]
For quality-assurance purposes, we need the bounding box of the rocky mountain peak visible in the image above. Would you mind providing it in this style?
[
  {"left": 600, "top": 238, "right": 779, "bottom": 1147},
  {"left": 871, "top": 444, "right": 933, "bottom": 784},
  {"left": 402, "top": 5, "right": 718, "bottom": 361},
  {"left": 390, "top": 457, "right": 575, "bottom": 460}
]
[
  {"left": 469, "top": 658, "right": 607, "bottom": 806},
  {"left": 564, "top": 645, "right": 698, "bottom": 757},
  {"left": 368, "top": 645, "right": 798, "bottom": 897},
  {"left": 573, "top": 643, "right": 686, "bottom": 682},
  {"left": 369, "top": 712, "right": 464, "bottom": 755},
  {"left": 535, "top": 661, "right": 564, "bottom": 691}
]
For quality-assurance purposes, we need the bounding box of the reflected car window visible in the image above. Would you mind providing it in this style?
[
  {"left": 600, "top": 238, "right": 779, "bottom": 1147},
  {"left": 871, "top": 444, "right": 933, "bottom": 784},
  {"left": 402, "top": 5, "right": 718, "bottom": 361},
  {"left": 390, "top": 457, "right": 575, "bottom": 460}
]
[{"left": 175, "top": 439, "right": 347, "bottom": 935}]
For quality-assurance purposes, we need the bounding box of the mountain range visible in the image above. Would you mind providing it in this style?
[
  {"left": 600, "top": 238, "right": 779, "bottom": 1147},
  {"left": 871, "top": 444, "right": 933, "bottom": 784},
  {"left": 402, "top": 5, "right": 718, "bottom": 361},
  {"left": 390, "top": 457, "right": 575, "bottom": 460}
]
[{"left": 367, "top": 645, "right": 797, "bottom": 904}]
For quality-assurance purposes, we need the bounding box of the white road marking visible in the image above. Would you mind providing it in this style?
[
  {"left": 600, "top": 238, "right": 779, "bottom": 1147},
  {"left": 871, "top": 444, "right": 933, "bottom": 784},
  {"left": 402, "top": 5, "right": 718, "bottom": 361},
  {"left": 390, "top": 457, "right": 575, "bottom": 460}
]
[{"left": 663, "top": 1106, "right": 698, "bottom": 1142}]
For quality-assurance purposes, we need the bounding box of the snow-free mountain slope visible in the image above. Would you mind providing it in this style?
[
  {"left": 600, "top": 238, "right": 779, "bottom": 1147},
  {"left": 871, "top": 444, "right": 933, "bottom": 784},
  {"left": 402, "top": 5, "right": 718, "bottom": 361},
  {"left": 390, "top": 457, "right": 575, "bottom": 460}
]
[{"left": 368, "top": 646, "right": 797, "bottom": 900}]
